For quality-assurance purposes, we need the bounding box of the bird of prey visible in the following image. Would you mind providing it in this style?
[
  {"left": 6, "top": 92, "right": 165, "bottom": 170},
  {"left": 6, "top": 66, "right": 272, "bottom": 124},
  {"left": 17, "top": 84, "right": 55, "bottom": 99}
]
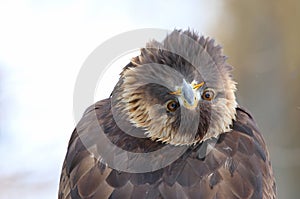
[{"left": 58, "top": 30, "right": 276, "bottom": 199}]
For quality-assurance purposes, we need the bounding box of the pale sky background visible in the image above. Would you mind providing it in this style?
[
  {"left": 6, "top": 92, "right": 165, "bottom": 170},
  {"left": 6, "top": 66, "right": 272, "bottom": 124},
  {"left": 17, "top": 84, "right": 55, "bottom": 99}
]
[{"left": 0, "top": 1, "right": 223, "bottom": 198}]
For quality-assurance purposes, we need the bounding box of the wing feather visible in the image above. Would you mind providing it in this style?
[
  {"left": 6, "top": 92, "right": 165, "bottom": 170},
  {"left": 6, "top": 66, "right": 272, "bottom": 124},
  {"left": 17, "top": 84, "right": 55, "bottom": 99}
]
[{"left": 58, "top": 100, "right": 276, "bottom": 199}]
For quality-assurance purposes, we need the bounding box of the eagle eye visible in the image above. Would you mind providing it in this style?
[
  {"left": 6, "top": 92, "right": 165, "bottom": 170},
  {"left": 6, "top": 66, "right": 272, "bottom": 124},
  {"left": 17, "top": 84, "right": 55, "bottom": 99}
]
[
  {"left": 202, "top": 89, "right": 215, "bottom": 101},
  {"left": 166, "top": 100, "right": 179, "bottom": 112}
]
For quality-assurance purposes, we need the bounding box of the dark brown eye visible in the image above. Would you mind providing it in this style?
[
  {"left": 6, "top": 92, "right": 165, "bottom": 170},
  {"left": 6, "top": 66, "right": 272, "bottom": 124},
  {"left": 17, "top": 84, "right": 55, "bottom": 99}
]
[
  {"left": 202, "top": 89, "right": 215, "bottom": 101},
  {"left": 166, "top": 100, "right": 179, "bottom": 112}
]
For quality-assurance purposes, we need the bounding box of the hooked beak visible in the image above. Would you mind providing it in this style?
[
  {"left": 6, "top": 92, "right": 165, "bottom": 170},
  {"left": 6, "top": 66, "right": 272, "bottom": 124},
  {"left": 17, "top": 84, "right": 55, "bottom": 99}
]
[{"left": 170, "top": 80, "right": 204, "bottom": 109}]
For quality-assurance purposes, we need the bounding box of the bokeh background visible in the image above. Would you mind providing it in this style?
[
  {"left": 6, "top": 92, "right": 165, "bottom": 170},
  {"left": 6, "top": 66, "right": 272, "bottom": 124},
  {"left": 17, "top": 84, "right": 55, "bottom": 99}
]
[{"left": 0, "top": 1, "right": 299, "bottom": 198}]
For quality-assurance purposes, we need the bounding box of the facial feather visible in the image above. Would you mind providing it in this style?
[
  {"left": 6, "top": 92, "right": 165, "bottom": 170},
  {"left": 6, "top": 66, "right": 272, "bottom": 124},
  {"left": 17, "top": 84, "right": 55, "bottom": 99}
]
[{"left": 111, "top": 30, "right": 237, "bottom": 145}]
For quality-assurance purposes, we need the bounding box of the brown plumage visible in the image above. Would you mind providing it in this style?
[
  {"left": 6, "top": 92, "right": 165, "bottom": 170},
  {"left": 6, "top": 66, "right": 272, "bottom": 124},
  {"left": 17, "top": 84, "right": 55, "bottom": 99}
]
[{"left": 59, "top": 30, "right": 276, "bottom": 198}]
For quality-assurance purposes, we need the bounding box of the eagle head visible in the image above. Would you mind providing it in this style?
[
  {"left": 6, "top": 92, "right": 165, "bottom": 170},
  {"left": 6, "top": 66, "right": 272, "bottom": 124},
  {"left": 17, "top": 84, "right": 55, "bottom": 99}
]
[{"left": 111, "top": 30, "right": 237, "bottom": 146}]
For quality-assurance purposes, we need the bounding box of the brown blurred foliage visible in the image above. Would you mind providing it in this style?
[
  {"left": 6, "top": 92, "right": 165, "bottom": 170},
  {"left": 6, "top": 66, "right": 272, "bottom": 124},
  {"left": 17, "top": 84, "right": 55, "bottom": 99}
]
[{"left": 213, "top": 1, "right": 300, "bottom": 198}]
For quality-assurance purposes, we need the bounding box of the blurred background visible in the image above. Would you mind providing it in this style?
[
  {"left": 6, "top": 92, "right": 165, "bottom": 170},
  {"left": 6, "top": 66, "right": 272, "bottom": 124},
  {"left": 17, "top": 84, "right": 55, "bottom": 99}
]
[{"left": 0, "top": 0, "right": 299, "bottom": 198}]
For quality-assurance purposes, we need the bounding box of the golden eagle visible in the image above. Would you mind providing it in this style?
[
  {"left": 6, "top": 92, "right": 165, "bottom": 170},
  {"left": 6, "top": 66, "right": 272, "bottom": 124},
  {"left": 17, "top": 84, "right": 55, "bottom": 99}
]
[{"left": 58, "top": 30, "right": 276, "bottom": 199}]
